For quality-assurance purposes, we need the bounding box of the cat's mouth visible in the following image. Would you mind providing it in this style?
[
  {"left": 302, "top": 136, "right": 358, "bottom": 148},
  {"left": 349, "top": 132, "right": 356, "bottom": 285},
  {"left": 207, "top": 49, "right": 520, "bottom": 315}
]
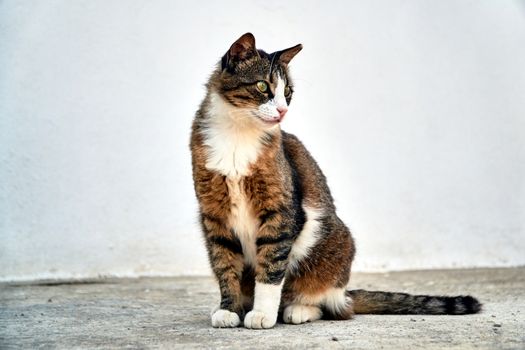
[
  {"left": 251, "top": 111, "right": 282, "bottom": 126},
  {"left": 261, "top": 117, "right": 282, "bottom": 125}
]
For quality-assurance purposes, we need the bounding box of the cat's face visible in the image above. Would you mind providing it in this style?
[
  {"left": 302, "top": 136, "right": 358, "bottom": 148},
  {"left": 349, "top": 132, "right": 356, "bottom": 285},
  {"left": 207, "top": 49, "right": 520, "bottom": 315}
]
[{"left": 213, "top": 33, "right": 302, "bottom": 127}]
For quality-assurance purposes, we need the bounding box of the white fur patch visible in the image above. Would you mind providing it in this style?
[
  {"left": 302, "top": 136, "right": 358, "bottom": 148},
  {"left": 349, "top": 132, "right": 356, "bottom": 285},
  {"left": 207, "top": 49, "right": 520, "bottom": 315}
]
[
  {"left": 211, "top": 309, "right": 241, "bottom": 328},
  {"left": 244, "top": 281, "right": 284, "bottom": 329},
  {"left": 292, "top": 287, "right": 350, "bottom": 316},
  {"left": 323, "top": 288, "right": 352, "bottom": 316},
  {"left": 226, "top": 177, "right": 258, "bottom": 267},
  {"left": 288, "top": 206, "right": 324, "bottom": 271},
  {"left": 203, "top": 92, "right": 267, "bottom": 177},
  {"left": 283, "top": 304, "right": 323, "bottom": 324},
  {"left": 274, "top": 75, "right": 287, "bottom": 107},
  {"left": 257, "top": 75, "right": 287, "bottom": 121}
]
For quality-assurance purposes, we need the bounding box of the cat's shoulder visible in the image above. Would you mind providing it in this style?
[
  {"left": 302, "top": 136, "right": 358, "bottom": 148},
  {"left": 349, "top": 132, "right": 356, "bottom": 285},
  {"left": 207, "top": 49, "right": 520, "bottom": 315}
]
[
  {"left": 281, "top": 130, "right": 303, "bottom": 147},
  {"left": 281, "top": 130, "right": 310, "bottom": 156}
]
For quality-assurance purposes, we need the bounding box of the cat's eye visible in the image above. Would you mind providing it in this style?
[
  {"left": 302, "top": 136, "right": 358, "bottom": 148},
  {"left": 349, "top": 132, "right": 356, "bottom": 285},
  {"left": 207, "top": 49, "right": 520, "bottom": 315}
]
[
  {"left": 256, "top": 81, "right": 268, "bottom": 93},
  {"left": 284, "top": 86, "right": 292, "bottom": 97}
]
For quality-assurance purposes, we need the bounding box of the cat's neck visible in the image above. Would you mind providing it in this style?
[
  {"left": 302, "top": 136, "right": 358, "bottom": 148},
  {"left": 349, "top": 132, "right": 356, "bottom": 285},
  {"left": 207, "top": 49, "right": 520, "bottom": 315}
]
[{"left": 201, "top": 91, "right": 280, "bottom": 178}]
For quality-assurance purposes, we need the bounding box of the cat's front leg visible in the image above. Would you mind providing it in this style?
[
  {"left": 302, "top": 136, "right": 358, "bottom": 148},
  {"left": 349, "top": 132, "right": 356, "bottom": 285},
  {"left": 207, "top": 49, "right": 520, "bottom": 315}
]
[
  {"left": 201, "top": 214, "right": 245, "bottom": 328},
  {"left": 244, "top": 217, "right": 293, "bottom": 329}
]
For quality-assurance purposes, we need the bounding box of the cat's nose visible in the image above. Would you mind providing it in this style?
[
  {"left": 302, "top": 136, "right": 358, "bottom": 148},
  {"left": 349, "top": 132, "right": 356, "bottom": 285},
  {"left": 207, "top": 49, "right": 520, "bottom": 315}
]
[{"left": 277, "top": 106, "right": 288, "bottom": 119}]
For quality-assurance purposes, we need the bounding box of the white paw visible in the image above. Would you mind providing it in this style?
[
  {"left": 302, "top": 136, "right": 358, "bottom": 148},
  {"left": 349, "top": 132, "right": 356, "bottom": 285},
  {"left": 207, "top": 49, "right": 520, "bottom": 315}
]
[
  {"left": 211, "top": 309, "right": 241, "bottom": 328},
  {"left": 283, "top": 304, "right": 322, "bottom": 324},
  {"left": 244, "top": 309, "right": 277, "bottom": 329}
]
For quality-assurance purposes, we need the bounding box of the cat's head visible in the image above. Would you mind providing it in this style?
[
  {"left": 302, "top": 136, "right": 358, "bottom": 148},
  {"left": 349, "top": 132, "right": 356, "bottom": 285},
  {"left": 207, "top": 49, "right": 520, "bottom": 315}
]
[{"left": 210, "top": 33, "right": 302, "bottom": 127}]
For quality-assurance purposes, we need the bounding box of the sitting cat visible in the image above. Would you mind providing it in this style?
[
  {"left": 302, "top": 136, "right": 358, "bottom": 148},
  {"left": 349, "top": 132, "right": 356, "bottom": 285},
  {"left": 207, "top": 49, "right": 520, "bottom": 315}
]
[{"left": 190, "top": 33, "right": 481, "bottom": 329}]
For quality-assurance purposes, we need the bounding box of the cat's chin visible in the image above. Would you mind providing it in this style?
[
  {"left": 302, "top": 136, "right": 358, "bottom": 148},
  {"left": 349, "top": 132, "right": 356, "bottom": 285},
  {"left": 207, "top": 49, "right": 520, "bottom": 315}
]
[{"left": 259, "top": 117, "right": 282, "bottom": 128}]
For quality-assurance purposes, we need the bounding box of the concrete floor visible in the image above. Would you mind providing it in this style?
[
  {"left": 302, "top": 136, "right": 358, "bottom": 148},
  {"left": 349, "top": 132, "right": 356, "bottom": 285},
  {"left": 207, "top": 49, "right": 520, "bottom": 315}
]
[{"left": 1, "top": 268, "right": 524, "bottom": 349}]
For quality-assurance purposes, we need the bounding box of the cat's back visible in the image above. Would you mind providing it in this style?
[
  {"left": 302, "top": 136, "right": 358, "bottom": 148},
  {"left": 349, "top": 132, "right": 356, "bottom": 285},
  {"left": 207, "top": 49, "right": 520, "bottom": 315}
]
[{"left": 281, "top": 131, "right": 335, "bottom": 211}]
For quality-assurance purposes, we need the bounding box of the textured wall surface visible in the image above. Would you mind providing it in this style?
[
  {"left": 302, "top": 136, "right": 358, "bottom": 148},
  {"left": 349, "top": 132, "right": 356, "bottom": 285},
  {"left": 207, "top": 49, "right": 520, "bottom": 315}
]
[{"left": 1, "top": 1, "right": 524, "bottom": 281}]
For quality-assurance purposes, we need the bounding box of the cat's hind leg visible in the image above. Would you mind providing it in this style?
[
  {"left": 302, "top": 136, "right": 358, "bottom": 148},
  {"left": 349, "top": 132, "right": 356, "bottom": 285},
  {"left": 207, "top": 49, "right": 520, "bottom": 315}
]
[{"left": 282, "top": 287, "right": 353, "bottom": 324}]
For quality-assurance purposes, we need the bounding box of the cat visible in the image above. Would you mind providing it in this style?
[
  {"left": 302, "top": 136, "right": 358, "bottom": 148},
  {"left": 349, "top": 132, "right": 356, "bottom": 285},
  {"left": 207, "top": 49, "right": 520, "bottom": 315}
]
[{"left": 190, "top": 33, "right": 481, "bottom": 329}]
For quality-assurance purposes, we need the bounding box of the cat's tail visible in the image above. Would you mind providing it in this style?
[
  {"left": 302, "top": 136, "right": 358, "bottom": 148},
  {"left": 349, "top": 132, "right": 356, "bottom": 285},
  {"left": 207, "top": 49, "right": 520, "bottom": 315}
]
[{"left": 347, "top": 289, "right": 482, "bottom": 315}]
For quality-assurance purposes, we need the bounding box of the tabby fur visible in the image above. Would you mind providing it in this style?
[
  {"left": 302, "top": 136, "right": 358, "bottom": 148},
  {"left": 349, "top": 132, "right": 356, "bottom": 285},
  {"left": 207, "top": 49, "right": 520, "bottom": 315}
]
[{"left": 190, "top": 33, "right": 481, "bottom": 329}]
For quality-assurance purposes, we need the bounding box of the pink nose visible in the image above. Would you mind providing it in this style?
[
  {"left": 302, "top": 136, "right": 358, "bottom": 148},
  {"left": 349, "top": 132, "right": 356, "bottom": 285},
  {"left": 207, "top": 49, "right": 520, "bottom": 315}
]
[{"left": 277, "top": 106, "right": 288, "bottom": 119}]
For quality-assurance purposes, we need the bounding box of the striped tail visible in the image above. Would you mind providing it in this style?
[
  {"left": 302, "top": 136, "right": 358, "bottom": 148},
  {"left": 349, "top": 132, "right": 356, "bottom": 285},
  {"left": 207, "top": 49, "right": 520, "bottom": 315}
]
[{"left": 348, "top": 289, "right": 482, "bottom": 315}]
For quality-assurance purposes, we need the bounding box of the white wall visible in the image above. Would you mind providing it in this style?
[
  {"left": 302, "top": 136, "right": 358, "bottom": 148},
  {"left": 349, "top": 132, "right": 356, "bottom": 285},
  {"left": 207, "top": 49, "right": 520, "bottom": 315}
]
[{"left": 1, "top": 0, "right": 524, "bottom": 282}]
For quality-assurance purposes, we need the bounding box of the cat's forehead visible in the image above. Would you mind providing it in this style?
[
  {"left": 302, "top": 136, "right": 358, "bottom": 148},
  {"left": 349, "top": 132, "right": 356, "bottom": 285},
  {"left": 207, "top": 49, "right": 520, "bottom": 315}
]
[{"left": 234, "top": 53, "right": 287, "bottom": 83}]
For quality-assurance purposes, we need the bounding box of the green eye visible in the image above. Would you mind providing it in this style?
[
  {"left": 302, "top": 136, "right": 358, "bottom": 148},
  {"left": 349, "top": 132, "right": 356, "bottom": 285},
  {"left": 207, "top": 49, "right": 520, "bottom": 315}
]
[
  {"left": 256, "top": 81, "right": 268, "bottom": 93},
  {"left": 284, "top": 86, "right": 292, "bottom": 97}
]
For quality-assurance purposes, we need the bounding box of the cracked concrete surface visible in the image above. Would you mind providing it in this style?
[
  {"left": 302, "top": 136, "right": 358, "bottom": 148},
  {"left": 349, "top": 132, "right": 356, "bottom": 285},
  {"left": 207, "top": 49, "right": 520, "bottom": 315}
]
[{"left": 1, "top": 268, "right": 524, "bottom": 349}]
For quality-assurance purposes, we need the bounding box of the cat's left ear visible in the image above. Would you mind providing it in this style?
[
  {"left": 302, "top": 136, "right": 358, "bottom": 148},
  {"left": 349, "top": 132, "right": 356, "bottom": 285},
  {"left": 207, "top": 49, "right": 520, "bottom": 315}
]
[{"left": 276, "top": 44, "right": 303, "bottom": 66}]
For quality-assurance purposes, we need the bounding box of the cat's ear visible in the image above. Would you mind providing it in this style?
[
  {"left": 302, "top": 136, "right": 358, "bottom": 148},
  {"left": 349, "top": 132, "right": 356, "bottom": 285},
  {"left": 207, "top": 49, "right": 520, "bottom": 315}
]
[
  {"left": 222, "top": 33, "right": 259, "bottom": 70},
  {"left": 276, "top": 44, "right": 303, "bottom": 66},
  {"left": 229, "top": 33, "right": 257, "bottom": 59}
]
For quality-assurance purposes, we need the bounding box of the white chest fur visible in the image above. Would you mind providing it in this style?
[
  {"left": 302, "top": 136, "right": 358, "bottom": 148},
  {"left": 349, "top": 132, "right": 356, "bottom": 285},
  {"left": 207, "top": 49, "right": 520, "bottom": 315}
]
[
  {"left": 202, "top": 93, "right": 267, "bottom": 177},
  {"left": 202, "top": 92, "right": 272, "bottom": 266},
  {"left": 226, "top": 177, "right": 258, "bottom": 267}
]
